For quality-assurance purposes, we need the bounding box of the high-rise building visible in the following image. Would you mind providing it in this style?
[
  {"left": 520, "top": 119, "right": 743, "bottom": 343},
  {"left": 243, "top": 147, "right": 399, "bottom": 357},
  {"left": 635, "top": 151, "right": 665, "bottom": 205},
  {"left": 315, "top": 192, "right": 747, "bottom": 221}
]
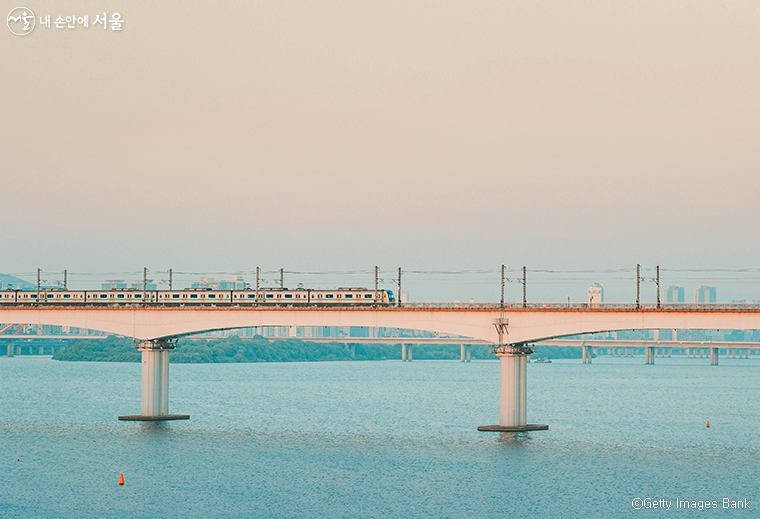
[
  {"left": 666, "top": 286, "right": 684, "bottom": 303},
  {"left": 695, "top": 286, "right": 717, "bottom": 303},
  {"left": 588, "top": 283, "right": 603, "bottom": 306}
]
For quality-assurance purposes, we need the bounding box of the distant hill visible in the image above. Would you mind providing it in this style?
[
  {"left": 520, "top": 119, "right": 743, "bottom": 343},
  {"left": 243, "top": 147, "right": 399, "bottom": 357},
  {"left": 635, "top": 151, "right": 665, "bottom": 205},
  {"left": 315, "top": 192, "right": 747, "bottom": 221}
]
[
  {"left": 53, "top": 336, "right": 502, "bottom": 363},
  {"left": 51, "top": 336, "right": 583, "bottom": 363},
  {"left": 0, "top": 273, "right": 34, "bottom": 290}
]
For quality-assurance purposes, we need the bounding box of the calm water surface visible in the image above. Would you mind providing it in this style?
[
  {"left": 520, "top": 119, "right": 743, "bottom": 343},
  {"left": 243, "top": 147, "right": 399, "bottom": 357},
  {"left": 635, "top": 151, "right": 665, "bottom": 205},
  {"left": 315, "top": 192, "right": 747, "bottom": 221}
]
[{"left": 1, "top": 356, "right": 759, "bottom": 518}]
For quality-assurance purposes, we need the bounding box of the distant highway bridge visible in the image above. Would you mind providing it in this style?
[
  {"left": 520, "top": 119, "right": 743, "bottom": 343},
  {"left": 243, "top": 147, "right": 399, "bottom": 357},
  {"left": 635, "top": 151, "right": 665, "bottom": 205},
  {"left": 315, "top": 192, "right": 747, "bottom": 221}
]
[{"left": 2, "top": 302, "right": 760, "bottom": 431}]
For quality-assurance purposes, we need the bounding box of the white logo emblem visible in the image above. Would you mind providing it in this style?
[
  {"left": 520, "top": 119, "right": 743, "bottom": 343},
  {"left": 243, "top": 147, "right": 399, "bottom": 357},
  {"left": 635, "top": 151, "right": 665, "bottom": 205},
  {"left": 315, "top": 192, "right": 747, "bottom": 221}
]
[{"left": 7, "top": 7, "right": 35, "bottom": 35}]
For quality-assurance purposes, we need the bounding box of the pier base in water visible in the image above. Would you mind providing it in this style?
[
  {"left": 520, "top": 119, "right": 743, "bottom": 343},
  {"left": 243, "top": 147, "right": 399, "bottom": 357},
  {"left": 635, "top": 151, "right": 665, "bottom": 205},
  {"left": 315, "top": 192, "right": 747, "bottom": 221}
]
[
  {"left": 477, "top": 424, "right": 549, "bottom": 432},
  {"left": 119, "top": 414, "right": 189, "bottom": 421},
  {"left": 119, "top": 340, "right": 188, "bottom": 421},
  {"left": 478, "top": 344, "right": 548, "bottom": 432}
]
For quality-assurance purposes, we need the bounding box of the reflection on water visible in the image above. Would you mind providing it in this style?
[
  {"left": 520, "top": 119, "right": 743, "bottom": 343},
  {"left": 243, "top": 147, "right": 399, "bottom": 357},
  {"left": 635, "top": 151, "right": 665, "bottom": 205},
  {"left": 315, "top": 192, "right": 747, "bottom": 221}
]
[
  {"left": 495, "top": 431, "right": 534, "bottom": 447},
  {"left": 1, "top": 356, "right": 758, "bottom": 518}
]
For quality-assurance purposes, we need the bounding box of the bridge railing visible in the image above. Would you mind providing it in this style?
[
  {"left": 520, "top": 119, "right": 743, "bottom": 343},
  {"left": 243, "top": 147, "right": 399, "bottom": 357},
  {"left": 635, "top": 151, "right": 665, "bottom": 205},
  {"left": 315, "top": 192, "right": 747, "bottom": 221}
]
[{"left": 400, "top": 302, "right": 760, "bottom": 310}]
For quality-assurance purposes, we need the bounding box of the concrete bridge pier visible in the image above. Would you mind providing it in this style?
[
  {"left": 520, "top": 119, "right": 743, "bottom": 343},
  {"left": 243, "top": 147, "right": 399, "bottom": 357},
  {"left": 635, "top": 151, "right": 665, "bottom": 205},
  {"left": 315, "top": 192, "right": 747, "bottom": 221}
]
[
  {"left": 478, "top": 344, "right": 548, "bottom": 432},
  {"left": 710, "top": 347, "right": 719, "bottom": 366},
  {"left": 466, "top": 345, "right": 471, "bottom": 362},
  {"left": 6, "top": 344, "right": 13, "bottom": 357},
  {"left": 401, "top": 344, "right": 407, "bottom": 361},
  {"left": 460, "top": 344, "right": 465, "bottom": 362},
  {"left": 645, "top": 346, "right": 655, "bottom": 365},
  {"left": 119, "top": 340, "right": 189, "bottom": 421},
  {"left": 582, "top": 344, "right": 592, "bottom": 364}
]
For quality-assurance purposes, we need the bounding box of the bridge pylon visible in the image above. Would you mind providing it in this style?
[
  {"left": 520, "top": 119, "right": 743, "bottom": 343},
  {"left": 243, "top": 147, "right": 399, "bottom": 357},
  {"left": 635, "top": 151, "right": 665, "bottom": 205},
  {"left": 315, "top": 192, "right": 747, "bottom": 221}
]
[
  {"left": 118, "top": 340, "right": 189, "bottom": 421},
  {"left": 478, "top": 344, "right": 548, "bottom": 432}
]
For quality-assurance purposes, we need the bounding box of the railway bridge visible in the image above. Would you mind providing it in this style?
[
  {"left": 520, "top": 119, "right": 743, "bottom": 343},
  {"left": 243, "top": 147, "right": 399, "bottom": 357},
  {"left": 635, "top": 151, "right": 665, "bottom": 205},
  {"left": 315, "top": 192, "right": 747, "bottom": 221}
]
[{"left": 2, "top": 303, "right": 760, "bottom": 431}]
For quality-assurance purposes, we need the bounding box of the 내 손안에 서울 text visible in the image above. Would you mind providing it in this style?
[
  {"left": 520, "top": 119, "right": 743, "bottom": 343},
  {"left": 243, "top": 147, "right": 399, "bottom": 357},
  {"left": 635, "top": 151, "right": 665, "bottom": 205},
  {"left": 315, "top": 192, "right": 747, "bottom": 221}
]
[
  {"left": 631, "top": 497, "right": 751, "bottom": 511},
  {"left": 7, "top": 7, "right": 124, "bottom": 35}
]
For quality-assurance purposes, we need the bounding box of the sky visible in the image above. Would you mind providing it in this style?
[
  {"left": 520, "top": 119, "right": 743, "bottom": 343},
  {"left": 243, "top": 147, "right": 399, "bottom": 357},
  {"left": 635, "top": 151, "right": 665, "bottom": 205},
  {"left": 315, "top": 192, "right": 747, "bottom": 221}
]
[{"left": 1, "top": 1, "right": 758, "bottom": 302}]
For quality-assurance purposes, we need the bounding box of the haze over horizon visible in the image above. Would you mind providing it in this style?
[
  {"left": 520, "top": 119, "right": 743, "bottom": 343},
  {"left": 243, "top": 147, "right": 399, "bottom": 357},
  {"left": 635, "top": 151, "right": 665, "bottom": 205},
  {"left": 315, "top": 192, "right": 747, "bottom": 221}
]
[{"left": 2, "top": 0, "right": 758, "bottom": 302}]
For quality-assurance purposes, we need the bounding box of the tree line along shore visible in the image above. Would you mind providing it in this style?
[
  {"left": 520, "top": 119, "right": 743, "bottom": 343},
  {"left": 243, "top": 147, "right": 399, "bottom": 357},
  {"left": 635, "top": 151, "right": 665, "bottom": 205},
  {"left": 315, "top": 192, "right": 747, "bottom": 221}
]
[{"left": 51, "top": 336, "right": 582, "bottom": 363}]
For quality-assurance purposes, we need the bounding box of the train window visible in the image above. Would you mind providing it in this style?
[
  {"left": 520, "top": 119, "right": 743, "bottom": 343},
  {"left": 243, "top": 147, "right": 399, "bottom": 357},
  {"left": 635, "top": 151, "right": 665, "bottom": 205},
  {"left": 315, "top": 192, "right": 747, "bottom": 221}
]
[
  {"left": 266, "top": 294, "right": 273, "bottom": 298},
  {"left": 100, "top": 294, "right": 107, "bottom": 298},
  {"left": 247, "top": 294, "right": 255, "bottom": 298},
  {"left": 173, "top": 294, "right": 180, "bottom": 298},
  {"left": 364, "top": 294, "right": 373, "bottom": 298},
  {"left": 209, "top": 294, "right": 216, "bottom": 298},
  {"left": 135, "top": 294, "right": 142, "bottom": 298},
  {"left": 284, "top": 294, "right": 293, "bottom": 299},
  {"left": 63, "top": 294, "right": 70, "bottom": 298},
  {"left": 325, "top": 294, "right": 334, "bottom": 299},
  {"left": 344, "top": 294, "right": 353, "bottom": 298},
  {"left": 117, "top": 294, "right": 124, "bottom": 299},
  {"left": 190, "top": 294, "right": 198, "bottom": 299}
]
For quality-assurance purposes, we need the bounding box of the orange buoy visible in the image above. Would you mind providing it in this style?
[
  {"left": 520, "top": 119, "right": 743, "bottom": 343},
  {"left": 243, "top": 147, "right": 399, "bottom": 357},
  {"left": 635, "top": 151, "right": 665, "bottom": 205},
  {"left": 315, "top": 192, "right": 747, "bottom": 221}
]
[
  {"left": 706, "top": 421, "right": 710, "bottom": 428},
  {"left": 17, "top": 458, "right": 19, "bottom": 461},
  {"left": 119, "top": 474, "right": 125, "bottom": 486}
]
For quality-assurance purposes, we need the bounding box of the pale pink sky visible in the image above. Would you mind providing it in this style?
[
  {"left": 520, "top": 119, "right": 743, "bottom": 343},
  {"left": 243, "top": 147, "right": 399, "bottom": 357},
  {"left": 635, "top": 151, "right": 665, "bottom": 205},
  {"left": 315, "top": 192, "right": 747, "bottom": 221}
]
[{"left": 1, "top": 1, "right": 758, "bottom": 301}]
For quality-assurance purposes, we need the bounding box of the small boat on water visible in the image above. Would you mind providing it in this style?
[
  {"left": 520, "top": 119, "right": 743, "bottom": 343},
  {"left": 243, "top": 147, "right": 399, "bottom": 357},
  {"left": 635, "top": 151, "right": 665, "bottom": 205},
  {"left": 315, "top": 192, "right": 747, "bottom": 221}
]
[{"left": 533, "top": 357, "right": 552, "bottom": 363}]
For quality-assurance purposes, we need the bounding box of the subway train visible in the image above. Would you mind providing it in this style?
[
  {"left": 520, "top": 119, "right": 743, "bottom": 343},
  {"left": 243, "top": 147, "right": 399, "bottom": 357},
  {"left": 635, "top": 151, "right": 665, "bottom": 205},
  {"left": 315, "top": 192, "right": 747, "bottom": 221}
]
[{"left": 0, "top": 287, "right": 394, "bottom": 306}]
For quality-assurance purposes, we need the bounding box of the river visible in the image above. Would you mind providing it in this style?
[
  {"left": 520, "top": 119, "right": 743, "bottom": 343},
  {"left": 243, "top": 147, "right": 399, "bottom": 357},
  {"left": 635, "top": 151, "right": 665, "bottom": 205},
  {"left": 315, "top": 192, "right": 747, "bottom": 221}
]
[{"left": 1, "top": 355, "right": 758, "bottom": 517}]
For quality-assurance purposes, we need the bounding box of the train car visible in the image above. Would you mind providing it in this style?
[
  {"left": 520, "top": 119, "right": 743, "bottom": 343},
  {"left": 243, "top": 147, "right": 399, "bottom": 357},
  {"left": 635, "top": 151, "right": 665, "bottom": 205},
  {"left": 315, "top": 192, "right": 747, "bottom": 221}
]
[
  {"left": 309, "top": 288, "right": 387, "bottom": 304},
  {"left": 0, "top": 290, "right": 86, "bottom": 304},
  {"left": 0, "top": 287, "right": 393, "bottom": 306},
  {"left": 9, "top": 291, "right": 39, "bottom": 304},
  {"left": 0, "top": 291, "right": 18, "bottom": 304},
  {"left": 85, "top": 289, "right": 157, "bottom": 304},
  {"left": 159, "top": 289, "right": 232, "bottom": 304},
  {"left": 41, "top": 290, "right": 86, "bottom": 303}
]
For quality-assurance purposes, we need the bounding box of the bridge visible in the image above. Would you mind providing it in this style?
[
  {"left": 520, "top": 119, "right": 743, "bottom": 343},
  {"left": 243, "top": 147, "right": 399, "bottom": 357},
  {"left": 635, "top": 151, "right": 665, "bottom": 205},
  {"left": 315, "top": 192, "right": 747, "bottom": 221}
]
[
  {"left": 2, "top": 303, "right": 760, "bottom": 431},
  {"left": 535, "top": 338, "right": 760, "bottom": 364}
]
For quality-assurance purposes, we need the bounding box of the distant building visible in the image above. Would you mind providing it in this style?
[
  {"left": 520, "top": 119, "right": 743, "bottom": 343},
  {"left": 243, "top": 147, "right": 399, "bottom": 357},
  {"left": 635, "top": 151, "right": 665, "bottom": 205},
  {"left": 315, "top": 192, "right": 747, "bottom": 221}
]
[
  {"left": 219, "top": 276, "right": 246, "bottom": 290},
  {"left": 588, "top": 283, "right": 603, "bottom": 306},
  {"left": 695, "top": 286, "right": 717, "bottom": 303},
  {"left": 191, "top": 277, "right": 216, "bottom": 289},
  {"left": 192, "top": 276, "right": 246, "bottom": 290},
  {"left": 666, "top": 286, "right": 684, "bottom": 303},
  {"left": 131, "top": 280, "right": 157, "bottom": 291},
  {"left": 102, "top": 280, "right": 127, "bottom": 290}
]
